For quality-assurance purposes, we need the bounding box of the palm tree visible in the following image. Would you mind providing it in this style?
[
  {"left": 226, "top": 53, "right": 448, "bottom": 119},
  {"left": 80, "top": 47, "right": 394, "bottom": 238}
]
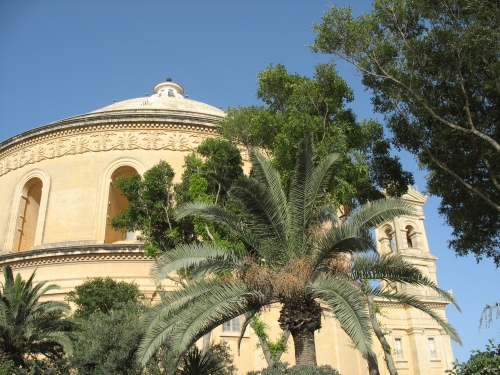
[
  {"left": 138, "top": 136, "right": 456, "bottom": 367},
  {"left": 0, "top": 265, "right": 73, "bottom": 367}
]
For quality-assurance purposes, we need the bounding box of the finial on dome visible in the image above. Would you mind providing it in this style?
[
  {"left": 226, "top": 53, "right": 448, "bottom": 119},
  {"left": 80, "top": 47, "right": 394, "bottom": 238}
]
[{"left": 153, "top": 78, "right": 184, "bottom": 98}]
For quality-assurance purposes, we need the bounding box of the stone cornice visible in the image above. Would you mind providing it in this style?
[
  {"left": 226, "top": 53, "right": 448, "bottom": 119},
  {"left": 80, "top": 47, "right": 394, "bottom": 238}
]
[
  {"left": 0, "top": 115, "right": 221, "bottom": 176},
  {"left": 0, "top": 244, "right": 148, "bottom": 269},
  {"left": 373, "top": 294, "right": 450, "bottom": 307},
  {"left": 0, "top": 109, "right": 222, "bottom": 155}
]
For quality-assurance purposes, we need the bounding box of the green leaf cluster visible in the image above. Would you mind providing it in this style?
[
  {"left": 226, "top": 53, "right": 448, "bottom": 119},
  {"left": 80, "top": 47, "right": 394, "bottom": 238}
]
[
  {"left": 312, "top": 0, "right": 500, "bottom": 265},
  {"left": 111, "top": 138, "right": 245, "bottom": 258},
  {"left": 66, "top": 277, "right": 142, "bottom": 319},
  {"left": 247, "top": 363, "right": 341, "bottom": 375},
  {"left": 250, "top": 315, "right": 288, "bottom": 361},
  {"left": 218, "top": 63, "right": 413, "bottom": 205}
]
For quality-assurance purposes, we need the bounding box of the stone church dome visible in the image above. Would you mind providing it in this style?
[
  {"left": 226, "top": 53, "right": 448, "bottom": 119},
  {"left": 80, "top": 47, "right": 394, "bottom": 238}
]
[
  {"left": 0, "top": 79, "right": 224, "bottom": 300},
  {"left": 91, "top": 79, "right": 224, "bottom": 118}
]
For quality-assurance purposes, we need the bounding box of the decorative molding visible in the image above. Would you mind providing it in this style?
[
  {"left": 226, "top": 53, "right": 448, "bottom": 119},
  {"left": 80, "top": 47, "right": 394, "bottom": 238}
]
[
  {"left": 0, "top": 127, "right": 210, "bottom": 177},
  {"left": 0, "top": 244, "right": 147, "bottom": 269}
]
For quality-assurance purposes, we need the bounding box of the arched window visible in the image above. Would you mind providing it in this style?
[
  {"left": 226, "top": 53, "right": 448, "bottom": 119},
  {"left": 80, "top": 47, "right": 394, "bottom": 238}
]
[
  {"left": 104, "top": 166, "right": 137, "bottom": 244},
  {"left": 14, "top": 178, "right": 43, "bottom": 251},
  {"left": 385, "top": 228, "right": 395, "bottom": 252},
  {"left": 405, "top": 225, "right": 416, "bottom": 248}
]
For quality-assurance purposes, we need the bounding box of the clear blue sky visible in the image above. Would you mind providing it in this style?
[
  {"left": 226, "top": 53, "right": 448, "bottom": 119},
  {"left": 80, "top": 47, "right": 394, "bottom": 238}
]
[{"left": 0, "top": 0, "right": 498, "bottom": 365}]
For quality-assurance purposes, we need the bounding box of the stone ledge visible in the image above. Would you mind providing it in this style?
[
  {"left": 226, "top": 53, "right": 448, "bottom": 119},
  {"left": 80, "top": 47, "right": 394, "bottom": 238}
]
[{"left": 0, "top": 243, "right": 145, "bottom": 265}]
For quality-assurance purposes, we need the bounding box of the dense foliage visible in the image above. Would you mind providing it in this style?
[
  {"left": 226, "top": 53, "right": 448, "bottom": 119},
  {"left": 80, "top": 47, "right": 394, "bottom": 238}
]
[
  {"left": 218, "top": 63, "right": 413, "bottom": 206},
  {"left": 70, "top": 302, "right": 144, "bottom": 375},
  {"left": 111, "top": 138, "right": 244, "bottom": 258},
  {"left": 111, "top": 160, "right": 178, "bottom": 257},
  {"left": 446, "top": 340, "right": 500, "bottom": 375},
  {"left": 312, "top": 0, "right": 500, "bottom": 265},
  {"left": 66, "top": 277, "right": 142, "bottom": 319},
  {"left": 247, "top": 362, "right": 341, "bottom": 375}
]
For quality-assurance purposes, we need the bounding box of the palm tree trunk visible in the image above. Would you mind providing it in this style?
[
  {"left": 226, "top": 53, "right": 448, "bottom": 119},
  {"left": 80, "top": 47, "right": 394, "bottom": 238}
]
[
  {"left": 278, "top": 298, "right": 322, "bottom": 366},
  {"left": 365, "top": 352, "right": 380, "bottom": 375},
  {"left": 290, "top": 327, "right": 317, "bottom": 366},
  {"left": 367, "top": 294, "right": 398, "bottom": 375}
]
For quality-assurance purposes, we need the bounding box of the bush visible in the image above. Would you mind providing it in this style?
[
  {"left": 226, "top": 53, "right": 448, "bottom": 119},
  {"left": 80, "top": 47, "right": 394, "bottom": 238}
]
[{"left": 247, "top": 363, "right": 341, "bottom": 375}]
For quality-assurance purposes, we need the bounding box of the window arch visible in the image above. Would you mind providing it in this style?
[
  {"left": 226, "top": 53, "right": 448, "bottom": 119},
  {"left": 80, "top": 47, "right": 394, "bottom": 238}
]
[
  {"left": 4, "top": 168, "right": 51, "bottom": 252},
  {"left": 94, "top": 157, "right": 146, "bottom": 243},
  {"left": 104, "top": 166, "right": 138, "bottom": 243},
  {"left": 15, "top": 178, "right": 43, "bottom": 251}
]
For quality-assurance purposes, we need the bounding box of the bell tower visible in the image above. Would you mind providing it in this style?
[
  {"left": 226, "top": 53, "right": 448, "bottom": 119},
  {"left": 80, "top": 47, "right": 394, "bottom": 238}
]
[{"left": 374, "top": 187, "right": 455, "bottom": 374}]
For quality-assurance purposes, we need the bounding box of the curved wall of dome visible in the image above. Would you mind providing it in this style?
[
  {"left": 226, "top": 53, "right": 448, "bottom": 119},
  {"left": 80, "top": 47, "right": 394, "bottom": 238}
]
[{"left": 0, "top": 79, "right": 224, "bottom": 299}]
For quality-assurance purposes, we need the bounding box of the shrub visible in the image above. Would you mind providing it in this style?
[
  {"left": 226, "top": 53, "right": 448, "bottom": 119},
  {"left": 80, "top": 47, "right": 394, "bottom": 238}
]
[{"left": 247, "top": 363, "right": 341, "bottom": 375}]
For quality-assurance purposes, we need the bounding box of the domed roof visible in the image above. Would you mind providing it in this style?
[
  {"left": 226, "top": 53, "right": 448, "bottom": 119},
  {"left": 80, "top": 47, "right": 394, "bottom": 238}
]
[
  {"left": 90, "top": 78, "right": 224, "bottom": 118},
  {"left": 0, "top": 79, "right": 224, "bottom": 152}
]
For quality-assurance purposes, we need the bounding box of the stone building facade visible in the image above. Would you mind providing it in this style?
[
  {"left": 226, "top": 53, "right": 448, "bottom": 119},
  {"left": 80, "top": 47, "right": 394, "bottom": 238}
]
[{"left": 0, "top": 79, "right": 454, "bottom": 374}]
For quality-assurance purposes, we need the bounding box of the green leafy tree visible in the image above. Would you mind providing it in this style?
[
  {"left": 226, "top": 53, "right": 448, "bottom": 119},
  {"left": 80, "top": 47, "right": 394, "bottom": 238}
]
[
  {"left": 175, "top": 138, "right": 245, "bottom": 250},
  {"left": 111, "top": 160, "right": 178, "bottom": 257},
  {"left": 446, "top": 339, "right": 500, "bottom": 375},
  {"left": 66, "top": 277, "right": 142, "bottom": 319},
  {"left": 137, "top": 137, "right": 450, "bottom": 367},
  {"left": 70, "top": 302, "right": 144, "bottom": 375},
  {"left": 67, "top": 277, "right": 144, "bottom": 374},
  {"left": 111, "top": 138, "right": 244, "bottom": 260},
  {"left": 218, "top": 63, "right": 413, "bottom": 204},
  {"left": 0, "top": 266, "right": 72, "bottom": 369},
  {"left": 312, "top": 0, "right": 500, "bottom": 265}
]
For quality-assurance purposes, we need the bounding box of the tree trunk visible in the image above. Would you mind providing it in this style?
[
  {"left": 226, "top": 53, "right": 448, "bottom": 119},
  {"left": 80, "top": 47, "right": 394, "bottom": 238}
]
[
  {"left": 256, "top": 329, "right": 290, "bottom": 367},
  {"left": 365, "top": 351, "right": 380, "bottom": 375},
  {"left": 278, "top": 298, "right": 322, "bottom": 367},
  {"left": 275, "top": 330, "right": 290, "bottom": 363},
  {"left": 290, "top": 328, "right": 317, "bottom": 366},
  {"left": 367, "top": 294, "right": 398, "bottom": 375},
  {"left": 257, "top": 334, "right": 275, "bottom": 367}
]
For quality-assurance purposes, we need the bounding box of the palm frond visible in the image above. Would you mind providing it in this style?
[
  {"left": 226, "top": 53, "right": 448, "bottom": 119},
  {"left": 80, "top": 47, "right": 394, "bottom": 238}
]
[
  {"left": 237, "top": 310, "right": 258, "bottom": 355},
  {"left": 228, "top": 178, "right": 289, "bottom": 256},
  {"left": 351, "top": 254, "right": 460, "bottom": 311},
  {"left": 313, "top": 222, "right": 375, "bottom": 271},
  {"left": 151, "top": 243, "right": 242, "bottom": 284},
  {"left": 288, "top": 136, "right": 340, "bottom": 255},
  {"left": 310, "top": 275, "right": 372, "bottom": 355},
  {"left": 347, "top": 199, "right": 415, "bottom": 230},
  {"left": 139, "top": 279, "right": 260, "bottom": 365},
  {"left": 176, "top": 202, "right": 261, "bottom": 250},
  {"left": 369, "top": 287, "right": 462, "bottom": 345}
]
